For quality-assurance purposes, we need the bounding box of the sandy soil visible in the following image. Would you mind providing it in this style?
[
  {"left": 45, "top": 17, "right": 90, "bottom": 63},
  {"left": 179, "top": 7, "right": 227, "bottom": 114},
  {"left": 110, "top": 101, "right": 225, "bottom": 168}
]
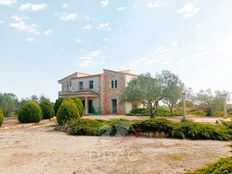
[{"left": 0, "top": 120, "right": 231, "bottom": 174}]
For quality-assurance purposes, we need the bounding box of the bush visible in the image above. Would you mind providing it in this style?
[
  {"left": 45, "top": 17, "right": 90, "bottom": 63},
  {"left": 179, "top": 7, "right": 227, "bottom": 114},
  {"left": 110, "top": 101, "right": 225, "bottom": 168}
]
[
  {"left": 68, "top": 118, "right": 135, "bottom": 136},
  {"left": 70, "top": 97, "right": 84, "bottom": 116},
  {"left": 67, "top": 117, "right": 232, "bottom": 141},
  {"left": 133, "top": 118, "right": 174, "bottom": 135},
  {"left": 54, "top": 97, "right": 64, "bottom": 115},
  {"left": 56, "top": 99, "right": 80, "bottom": 126},
  {"left": 40, "top": 98, "right": 55, "bottom": 119},
  {"left": 186, "top": 157, "right": 232, "bottom": 174},
  {"left": 102, "top": 119, "right": 135, "bottom": 136},
  {"left": 127, "top": 107, "right": 182, "bottom": 116},
  {"left": 172, "top": 122, "right": 231, "bottom": 141},
  {"left": 127, "top": 108, "right": 150, "bottom": 116},
  {"left": 187, "top": 110, "right": 206, "bottom": 117},
  {"left": 0, "top": 110, "right": 4, "bottom": 126},
  {"left": 18, "top": 101, "right": 42, "bottom": 123},
  {"left": 69, "top": 119, "right": 106, "bottom": 136}
]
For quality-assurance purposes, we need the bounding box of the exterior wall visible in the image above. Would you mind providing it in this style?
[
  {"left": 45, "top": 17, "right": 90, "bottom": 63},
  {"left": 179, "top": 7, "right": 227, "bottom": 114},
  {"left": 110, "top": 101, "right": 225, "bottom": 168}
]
[
  {"left": 102, "top": 70, "right": 126, "bottom": 114},
  {"left": 125, "top": 102, "right": 132, "bottom": 113},
  {"left": 59, "top": 69, "right": 137, "bottom": 115},
  {"left": 71, "top": 76, "right": 100, "bottom": 93}
]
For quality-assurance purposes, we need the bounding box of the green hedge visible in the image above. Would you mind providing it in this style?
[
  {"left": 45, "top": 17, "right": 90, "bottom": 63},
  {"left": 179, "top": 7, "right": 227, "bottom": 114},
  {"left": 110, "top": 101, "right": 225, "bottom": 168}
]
[
  {"left": 54, "top": 97, "right": 64, "bottom": 115},
  {"left": 0, "top": 110, "right": 4, "bottom": 126},
  {"left": 54, "top": 97, "right": 84, "bottom": 116},
  {"left": 18, "top": 101, "right": 43, "bottom": 123},
  {"left": 40, "top": 98, "right": 55, "bottom": 119},
  {"left": 56, "top": 99, "right": 80, "bottom": 126},
  {"left": 186, "top": 157, "right": 232, "bottom": 174},
  {"left": 67, "top": 118, "right": 232, "bottom": 141},
  {"left": 126, "top": 107, "right": 182, "bottom": 116},
  {"left": 69, "top": 97, "right": 84, "bottom": 116},
  {"left": 68, "top": 119, "right": 135, "bottom": 136},
  {"left": 133, "top": 118, "right": 173, "bottom": 133},
  {"left": 172, "top": 122, "right": 230, "bottom": 141}
]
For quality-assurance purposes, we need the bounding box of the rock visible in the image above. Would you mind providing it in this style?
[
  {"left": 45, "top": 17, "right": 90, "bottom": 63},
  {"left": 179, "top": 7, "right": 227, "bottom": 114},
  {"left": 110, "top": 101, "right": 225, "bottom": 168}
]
[
  {"left": 160, "top": 132, "right": 166, "bottom": 138},
  {"left": 154, "top": 131, "right": 160, "bottom": 138}
]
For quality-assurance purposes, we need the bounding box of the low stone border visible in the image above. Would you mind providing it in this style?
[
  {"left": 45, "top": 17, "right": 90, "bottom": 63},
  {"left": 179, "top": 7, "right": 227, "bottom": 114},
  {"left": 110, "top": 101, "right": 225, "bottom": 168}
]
[{"left": 0, "top": 118, "right": 56, "bottom": 131}]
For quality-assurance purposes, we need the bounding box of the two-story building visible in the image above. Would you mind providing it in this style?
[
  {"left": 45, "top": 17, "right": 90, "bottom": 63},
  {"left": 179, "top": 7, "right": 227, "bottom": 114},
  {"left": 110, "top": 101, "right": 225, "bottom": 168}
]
[{"left": 58, "top": 69, "right": 137, "bottom": 115}]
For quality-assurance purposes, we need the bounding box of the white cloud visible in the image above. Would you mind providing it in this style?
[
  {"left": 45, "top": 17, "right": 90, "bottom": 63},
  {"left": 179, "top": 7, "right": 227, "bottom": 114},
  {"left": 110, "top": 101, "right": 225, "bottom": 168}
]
[
  {"left": 101, "top": 0, "right": 108, "bottom": 7},
  {"left": 104, "top": 38, "right": 110, "bottom": 42},
  {"left": 62, "top": 3, "right": 69, "bottom": 8},
  {"left": 19, "top": 3, "right": 47, "bottom": 11},
  {"left": 25, "top": 37, "right": 35, "bottom": 42},
  {"left": 0, "top": 20, "right": 4, "bottom": 24},
  {"left": 77, "top": 50, "right": 104, "bottom": 68},
  {"left": 177, "top": 3, "right": 200, "bottom": 18},
  {"left": 9, "top": 15, "right": 51, "bottom": 36},
  {"left": 10, "top": 15, "right": 40, "bottom": 35},
  {"left": 0, "top": 0, "right": 15, "bottom": 6},
  {"left": 60, "top": 13, "right": 77, "bottom": 21},
  {"left": 82, "top": 24, "right": 93, "bottom": 31},
  {"left": 43, "top": 29, "right": 51, "bottom": 35},
  {"left": 74, "top": 38, "right": 82, "bottom": 43},
  {"left": 116, "top": 6, "right": 126, "bottom": 11},
  {"left": 147, "top": 1, "right": 166, "bottom": 8},
  {"left": 97, "top": 22, "right": 110, "bottom": 31}
]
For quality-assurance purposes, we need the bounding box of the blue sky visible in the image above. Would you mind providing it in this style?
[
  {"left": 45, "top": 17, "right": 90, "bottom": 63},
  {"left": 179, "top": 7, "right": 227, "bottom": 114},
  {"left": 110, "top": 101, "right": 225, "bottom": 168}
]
[{"left": 0, "top": 0, "right": 232, "bottom": 101}]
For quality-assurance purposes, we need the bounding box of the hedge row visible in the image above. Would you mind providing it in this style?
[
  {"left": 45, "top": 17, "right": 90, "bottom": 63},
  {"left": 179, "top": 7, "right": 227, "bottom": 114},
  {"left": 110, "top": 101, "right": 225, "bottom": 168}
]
[
  {"left": 126, "top": 108, "right": 182, "bottom": 117},
  {"left": 18, "top": 98, "right": 55, "bottom": 123},
  {"left": 68, "top": 119, "right": 135, "bottom": 136},
  {"left": 18, "top": 101, "right": 43, "bottom": 123},
  {"left": 186, "top": 157, "right": 232, "bottom": 174},
  {"left": 127, "top": 108, "right": 232, "bottom": 117},
  {"left": 67, "top": 118, "right": 232, "bottom": 141}
]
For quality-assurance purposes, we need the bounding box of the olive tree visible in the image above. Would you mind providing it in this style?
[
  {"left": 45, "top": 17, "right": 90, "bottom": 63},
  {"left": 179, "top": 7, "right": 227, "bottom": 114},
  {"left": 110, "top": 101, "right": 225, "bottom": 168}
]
[
  {"left": 157, "top": 70, "right": 184, "bottom": 116},
  {"left": 120, "top": 73, "right": 163, "bottom": 118}
]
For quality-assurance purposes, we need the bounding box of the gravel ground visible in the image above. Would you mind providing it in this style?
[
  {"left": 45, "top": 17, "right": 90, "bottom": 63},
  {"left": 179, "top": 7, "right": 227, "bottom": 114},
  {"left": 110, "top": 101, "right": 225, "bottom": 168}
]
[{"left": 0, "top": 120, "right": 231, "bottom": 174}]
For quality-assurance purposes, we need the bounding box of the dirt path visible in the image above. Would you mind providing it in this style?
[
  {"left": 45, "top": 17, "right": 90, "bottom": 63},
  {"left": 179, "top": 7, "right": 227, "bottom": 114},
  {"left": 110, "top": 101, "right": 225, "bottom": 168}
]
[{"left": 0, "top": 121, "right": 231, "bottom": 174}]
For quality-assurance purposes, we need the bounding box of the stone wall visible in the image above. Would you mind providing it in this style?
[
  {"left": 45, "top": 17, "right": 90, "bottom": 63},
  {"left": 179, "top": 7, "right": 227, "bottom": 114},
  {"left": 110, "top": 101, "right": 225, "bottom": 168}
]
[{"left": 102, "top": 70, "right": 126, "bottom": 114}]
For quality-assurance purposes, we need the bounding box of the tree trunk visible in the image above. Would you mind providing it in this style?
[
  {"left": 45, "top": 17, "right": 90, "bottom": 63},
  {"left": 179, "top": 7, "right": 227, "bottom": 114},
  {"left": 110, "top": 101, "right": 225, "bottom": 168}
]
[{"left": 150, "top": 108, "right": 155, "bottom": 118}]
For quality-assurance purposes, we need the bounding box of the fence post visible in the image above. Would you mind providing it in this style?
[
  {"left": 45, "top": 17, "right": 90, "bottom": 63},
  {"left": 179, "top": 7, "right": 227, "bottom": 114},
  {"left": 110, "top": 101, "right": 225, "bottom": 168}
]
[
  {"left": 223, "top": 93, "right": 227, "bottom": 119},
  {"left": 182, "top": 92, "right": 187, "bottom": 121}
]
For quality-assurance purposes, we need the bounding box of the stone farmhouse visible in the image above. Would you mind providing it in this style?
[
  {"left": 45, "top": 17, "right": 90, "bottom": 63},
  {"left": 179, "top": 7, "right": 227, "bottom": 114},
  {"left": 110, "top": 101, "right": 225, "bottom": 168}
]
[{"left": 58, "top": 69, "right": 138, "bottom": 115}]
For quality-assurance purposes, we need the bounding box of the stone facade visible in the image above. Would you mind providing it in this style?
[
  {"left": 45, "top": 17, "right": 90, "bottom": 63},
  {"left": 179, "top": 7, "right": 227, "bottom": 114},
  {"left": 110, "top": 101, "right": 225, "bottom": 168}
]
[{"left": 58, "top": 69, "right": 137, "bottom": 115}]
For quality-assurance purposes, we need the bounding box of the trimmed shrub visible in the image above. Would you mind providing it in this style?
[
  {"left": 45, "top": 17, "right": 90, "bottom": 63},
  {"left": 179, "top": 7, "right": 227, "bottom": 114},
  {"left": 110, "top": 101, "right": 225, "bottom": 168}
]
[
  {"left": 172, "top": 122, "right": 231, "bottom": 141},
  {"left": 68, "top": 118, "right": 135, "bottom": 136},
  {"left": 40, "top": 98, "right": 55, "bottom": 119},
  {"left": 127, "top": 108, "right": 150, "bottom": 116},
  {"left": 69, "top": 119, "right": 106, "bottom": 136},
  {"left": 56, "top": 99, "right": 80, "bottom": 126},
  {"left": 70, "top": 97, "right": 84, "bottom": 116},
  {"left": 18, "top": 101, "right": 42, "bottom": 123},
  {"left": 133, "top": 118, "right": 174, "bottom": 135},
  {"left": 101, "top": 119, "right": 135, "bottom": 136},
  {"left": 66, "top": 117, "right": 232, "bottom": 141},
  {"left": 127, "top": 107, "right": 182, "bottom": 116},
  {"left": 187, "top": 110, "right": 206, "bottom": 117},
  {"left": 186, "top": 157, "right": 232, "bottom": 174},
  {"left": 54, "top": 97, "right": 64, "bottom": 115},
  {"left": 0, "top": 110, "right": 4, "bottom": 126}
]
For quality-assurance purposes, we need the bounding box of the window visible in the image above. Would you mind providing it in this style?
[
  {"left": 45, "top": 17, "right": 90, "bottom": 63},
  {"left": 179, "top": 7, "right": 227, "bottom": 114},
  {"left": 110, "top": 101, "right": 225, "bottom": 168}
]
[
  {"left": 67, "top": 81, "right": 72, "bottom": 91},
  {"left": 89, "top": 80, "right": 94, "bottom": 89},
  {"left": 115, "top": 80, "right": 118, "bottom": 88},
  {"left": 111, "top": 80, "right": 114, "bottom": 88},
  {"left": 79, "top": 81, "right": 83, "bottom": 90},
  {"left": 111, "top": 80, "right": 118, "bottom": 89}
]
